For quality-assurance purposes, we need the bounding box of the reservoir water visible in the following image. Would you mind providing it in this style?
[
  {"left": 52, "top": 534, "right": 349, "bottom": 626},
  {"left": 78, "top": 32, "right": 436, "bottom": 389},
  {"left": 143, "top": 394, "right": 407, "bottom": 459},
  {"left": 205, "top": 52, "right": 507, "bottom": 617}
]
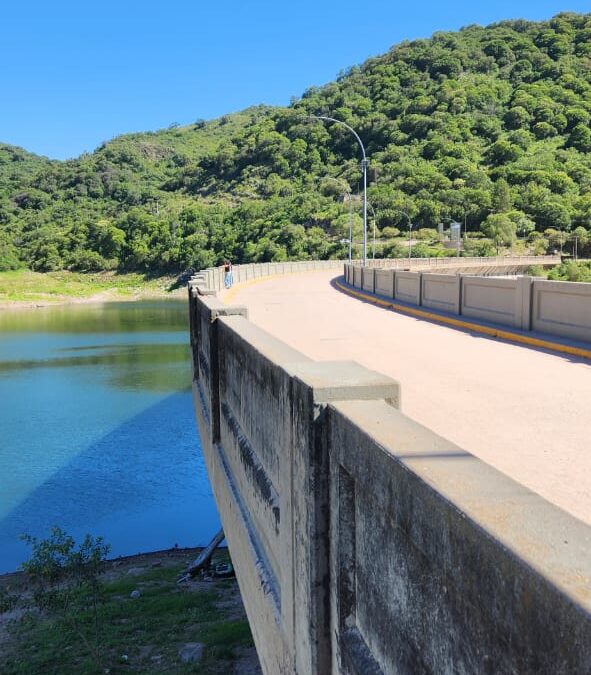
[{"left": 0, "top": 299, "right": 219, "bottom": 574}]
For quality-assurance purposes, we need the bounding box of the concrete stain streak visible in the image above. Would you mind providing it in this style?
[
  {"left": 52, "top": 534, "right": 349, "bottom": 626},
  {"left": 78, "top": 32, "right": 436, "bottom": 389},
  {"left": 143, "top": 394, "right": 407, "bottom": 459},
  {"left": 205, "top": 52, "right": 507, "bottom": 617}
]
[{"left": 221, "top": 401, "right": 281, "bottom": 530}]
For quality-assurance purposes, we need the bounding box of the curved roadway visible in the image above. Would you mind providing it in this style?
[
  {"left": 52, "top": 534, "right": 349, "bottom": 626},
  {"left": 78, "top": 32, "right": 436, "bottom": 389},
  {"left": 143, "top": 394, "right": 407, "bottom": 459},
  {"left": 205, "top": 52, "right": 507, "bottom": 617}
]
[{"left": 222, "top": 270, "right": 591, "bottom": 526}]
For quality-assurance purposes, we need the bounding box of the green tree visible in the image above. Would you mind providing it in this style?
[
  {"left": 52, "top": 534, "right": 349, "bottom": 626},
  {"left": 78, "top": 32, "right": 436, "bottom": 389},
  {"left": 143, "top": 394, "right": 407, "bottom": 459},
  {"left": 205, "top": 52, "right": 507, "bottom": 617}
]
[
  {"left": 507, "top": 210, "right": 535, "bottom": 237},
  {"left": 567, "top": 124, "right": 591, "bottom": 152},
  {"left": 0, "top": 231, "right": 21, "bottom": 270},
  {"left": 21, "top": 527, "right": 111, "bottom": 668},
  {"left": 480, "top": 213, "right": 517, "bottom": 252},
  {"left": 493, "top": 178, "right": 513, "bottom": 212}
]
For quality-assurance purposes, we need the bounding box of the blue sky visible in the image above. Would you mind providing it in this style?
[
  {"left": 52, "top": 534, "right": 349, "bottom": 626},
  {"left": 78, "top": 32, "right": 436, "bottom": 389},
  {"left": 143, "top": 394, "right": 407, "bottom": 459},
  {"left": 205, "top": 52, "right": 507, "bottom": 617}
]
[{"left": 1, "top": 0, "right": 589, "bottom": 159}]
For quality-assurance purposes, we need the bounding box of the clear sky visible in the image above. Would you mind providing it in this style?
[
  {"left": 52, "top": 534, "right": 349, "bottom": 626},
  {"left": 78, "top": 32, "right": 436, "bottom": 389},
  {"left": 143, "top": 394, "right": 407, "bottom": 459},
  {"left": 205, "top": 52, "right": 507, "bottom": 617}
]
[{"left": 2, "top": 0, "right": 589, "bottom": 160}]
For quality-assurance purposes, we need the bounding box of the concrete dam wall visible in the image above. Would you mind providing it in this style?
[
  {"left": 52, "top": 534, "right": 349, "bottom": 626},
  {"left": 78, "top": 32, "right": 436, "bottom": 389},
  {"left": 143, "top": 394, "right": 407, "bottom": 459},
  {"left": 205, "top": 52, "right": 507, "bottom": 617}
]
[{"left": 188, "top": 266, "right": 591, "bottom": 675}]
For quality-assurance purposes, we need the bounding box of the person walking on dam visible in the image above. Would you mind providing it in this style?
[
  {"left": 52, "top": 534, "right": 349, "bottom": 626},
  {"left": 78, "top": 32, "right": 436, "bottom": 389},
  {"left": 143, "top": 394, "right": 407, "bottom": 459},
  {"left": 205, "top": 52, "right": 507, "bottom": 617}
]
[{"left": 224, "top": 259, "right": 233, "bottom": 289}]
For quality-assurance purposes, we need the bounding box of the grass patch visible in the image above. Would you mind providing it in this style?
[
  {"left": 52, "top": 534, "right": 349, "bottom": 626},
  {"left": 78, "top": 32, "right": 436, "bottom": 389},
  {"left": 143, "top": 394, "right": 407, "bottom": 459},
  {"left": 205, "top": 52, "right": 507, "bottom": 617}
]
[
  {"left": 0, "top": 270, "right": 181, "bottom": 303},
  {"left": 2, "top": 563, "right": 256, "bottom": 674}
]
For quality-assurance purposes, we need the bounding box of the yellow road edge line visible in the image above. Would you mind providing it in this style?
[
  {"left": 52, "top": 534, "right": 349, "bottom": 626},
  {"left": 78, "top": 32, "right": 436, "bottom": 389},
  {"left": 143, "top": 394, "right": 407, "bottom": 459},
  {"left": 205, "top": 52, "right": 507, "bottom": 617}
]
[
  {"left": 222, "top": 268, "right": 336, "bottom": 305},
  {"left": 336, "top": 280, "right": 591, "bottom": 361}
]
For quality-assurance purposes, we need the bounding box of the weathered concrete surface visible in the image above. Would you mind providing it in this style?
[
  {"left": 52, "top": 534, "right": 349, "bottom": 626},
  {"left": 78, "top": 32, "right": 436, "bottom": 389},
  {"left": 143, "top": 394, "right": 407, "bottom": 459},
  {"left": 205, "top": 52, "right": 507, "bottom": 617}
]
[
  {"left": 222, "top": 270, "right": 591, "bottom": 526},
  {"left": 365, "top": 254, "right": 559, "bottom": 274},
  {"left": 190, "top": 276, "right": 591, "bottom": 675},
  {"left": 191, "top": 286, "right": 402, "bottom": 674},
  {"left": 329, "top": 399, "right": 591, "bottom": 675}
]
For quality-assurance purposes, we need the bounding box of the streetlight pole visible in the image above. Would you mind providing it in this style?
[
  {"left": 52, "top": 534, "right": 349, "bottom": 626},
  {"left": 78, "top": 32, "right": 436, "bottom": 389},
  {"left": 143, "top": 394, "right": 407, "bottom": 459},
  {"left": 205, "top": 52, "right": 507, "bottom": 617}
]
[
  {"left": 574, "top": 235, "right": 578, "bottom": 261},
  {"left": 308, "top": 115, "right": 369, "bottom": 265},
  {"left": 348, "top": 195, "right": 353, "bottom": 263},
  {"left": 367, "top": 202, "right": 377, "bottom": 260}
]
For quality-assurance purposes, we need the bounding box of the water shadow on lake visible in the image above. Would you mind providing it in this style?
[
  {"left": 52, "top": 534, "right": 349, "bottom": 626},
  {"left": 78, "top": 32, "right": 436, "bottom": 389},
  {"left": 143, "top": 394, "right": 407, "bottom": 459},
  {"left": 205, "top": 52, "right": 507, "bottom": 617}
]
[{"left": 0, "top": 391, "right": 220, "bottom": 573}]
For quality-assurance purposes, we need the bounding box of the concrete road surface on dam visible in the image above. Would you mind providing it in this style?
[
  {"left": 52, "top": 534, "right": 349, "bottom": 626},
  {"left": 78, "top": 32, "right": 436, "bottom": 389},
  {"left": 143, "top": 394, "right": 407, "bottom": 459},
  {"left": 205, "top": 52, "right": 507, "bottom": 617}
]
[{"left": 221, "top": 269, "right": 591, "bottom": 526}]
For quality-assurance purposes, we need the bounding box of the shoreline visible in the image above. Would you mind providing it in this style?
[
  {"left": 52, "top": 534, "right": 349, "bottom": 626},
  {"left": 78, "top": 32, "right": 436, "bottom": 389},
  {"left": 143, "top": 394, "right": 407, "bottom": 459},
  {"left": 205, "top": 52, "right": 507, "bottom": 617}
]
[
  {"left": 0, "top": 270, "right": 190, "bottom": 311},
  {"left": 0, "top": 286, "right": 187, "bottom": 311},
  {"left": 0, "top": 545, "right": 225, "bottom": 582}
]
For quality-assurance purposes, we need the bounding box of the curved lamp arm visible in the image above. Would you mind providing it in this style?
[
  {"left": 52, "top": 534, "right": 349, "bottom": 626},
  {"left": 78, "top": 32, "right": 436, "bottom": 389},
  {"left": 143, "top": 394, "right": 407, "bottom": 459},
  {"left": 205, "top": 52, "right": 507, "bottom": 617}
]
[{"left": 308, "top": 115, "right": 369, "bottom": 264}]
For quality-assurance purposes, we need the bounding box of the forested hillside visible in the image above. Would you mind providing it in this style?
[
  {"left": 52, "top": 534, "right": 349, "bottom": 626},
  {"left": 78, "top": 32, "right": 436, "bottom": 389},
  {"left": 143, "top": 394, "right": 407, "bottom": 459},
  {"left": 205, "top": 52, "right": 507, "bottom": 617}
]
[{"left": 2, "top": 12, "right": 591, "bottom": 273}]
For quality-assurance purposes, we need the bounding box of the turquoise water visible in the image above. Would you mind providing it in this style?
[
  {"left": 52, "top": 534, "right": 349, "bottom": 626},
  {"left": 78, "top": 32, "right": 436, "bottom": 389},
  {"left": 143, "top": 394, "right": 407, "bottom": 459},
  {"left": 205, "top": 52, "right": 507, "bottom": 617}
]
[{"left": 0, "top": 300, "right": 219, "bottom": 574}]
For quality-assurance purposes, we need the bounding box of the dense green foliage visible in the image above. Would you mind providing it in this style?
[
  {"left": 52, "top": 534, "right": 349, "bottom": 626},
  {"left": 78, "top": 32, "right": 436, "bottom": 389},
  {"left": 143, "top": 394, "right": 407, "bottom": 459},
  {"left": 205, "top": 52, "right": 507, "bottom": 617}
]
[
  {"left": 2, "top": 12, "right": 591, "bottom": 273},
  {"left": 547, "top": 259, "right": 591, "bottom": 281}
]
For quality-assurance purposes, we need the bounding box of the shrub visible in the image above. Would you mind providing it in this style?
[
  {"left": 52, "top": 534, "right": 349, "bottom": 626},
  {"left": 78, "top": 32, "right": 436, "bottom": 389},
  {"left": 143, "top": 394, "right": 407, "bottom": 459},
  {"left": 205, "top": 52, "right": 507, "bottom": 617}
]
[{"left": 20, "top": 527, "right": 111, "bottom": 667}]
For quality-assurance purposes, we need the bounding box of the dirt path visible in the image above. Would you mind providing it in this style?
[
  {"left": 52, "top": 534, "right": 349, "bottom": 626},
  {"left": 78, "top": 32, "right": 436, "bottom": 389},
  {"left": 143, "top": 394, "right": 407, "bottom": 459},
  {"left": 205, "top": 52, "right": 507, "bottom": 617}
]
[{"left": 223, "top": 270, "right": 591, "bottom": 526}]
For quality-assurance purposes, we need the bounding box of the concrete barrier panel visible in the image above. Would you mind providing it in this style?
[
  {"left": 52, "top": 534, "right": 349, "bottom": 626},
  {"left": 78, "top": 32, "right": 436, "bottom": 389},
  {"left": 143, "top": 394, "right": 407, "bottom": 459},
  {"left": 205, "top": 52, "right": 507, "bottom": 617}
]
[
  {"left": 353, "top": 267, "right": 362, "bottom": 289},
  {"left": 422, "top": 273, "right": 460, "bottom": 314},
  {"left": 374, "top": 269, "right": 394, "bottom": 298},
  {"left": 394, "top": 271, "right": 421, "bottom": 305},
  {"left": 532, "top": 279, "right": 591, "bottom": 342},
  {"left": 461, "top": 276, "right": 528, "bottom": 328},
  {"left": 362, "top": 269, "right": 375, "bottom": 293}
]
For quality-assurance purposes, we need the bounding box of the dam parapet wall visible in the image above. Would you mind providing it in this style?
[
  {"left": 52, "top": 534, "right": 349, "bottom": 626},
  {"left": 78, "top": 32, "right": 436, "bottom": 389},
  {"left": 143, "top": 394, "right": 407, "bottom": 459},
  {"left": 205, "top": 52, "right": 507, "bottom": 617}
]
[
  {"left": 194, "top": 254, "right": 559, "bottom": 294},
  {"left": 345, "top": 262, "right": 591, "bottom": 343}
]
